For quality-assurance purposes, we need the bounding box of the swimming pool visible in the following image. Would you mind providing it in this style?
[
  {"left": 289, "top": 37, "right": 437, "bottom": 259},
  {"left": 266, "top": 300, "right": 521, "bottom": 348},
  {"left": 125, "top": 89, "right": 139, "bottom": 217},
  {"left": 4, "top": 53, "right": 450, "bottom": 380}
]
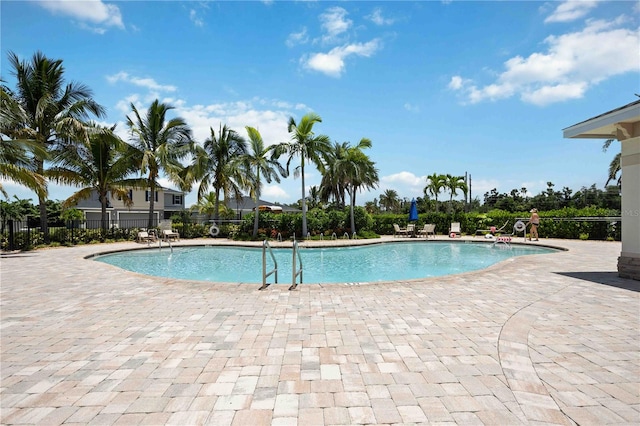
[{"left": 95, "top": 241, "right": 555, "bottom": 284}]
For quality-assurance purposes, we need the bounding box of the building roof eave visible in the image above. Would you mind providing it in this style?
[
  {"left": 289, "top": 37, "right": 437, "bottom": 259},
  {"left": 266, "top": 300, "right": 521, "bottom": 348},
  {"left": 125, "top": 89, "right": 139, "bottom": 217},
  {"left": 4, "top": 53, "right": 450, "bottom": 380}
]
[{"left": 563, "top": 99, "right": 640, "bottom": 140}]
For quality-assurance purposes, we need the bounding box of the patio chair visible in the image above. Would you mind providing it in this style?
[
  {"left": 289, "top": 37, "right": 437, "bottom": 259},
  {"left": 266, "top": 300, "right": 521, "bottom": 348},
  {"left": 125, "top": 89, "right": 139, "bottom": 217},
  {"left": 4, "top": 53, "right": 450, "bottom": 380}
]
[
  {"left": 162, "top": 229, "right": 180, "bottom": 242},
  {"left": 417, "top": 223, "right": 436, "bottom": 238},
  {"left": 393, "top": 223, "right": 409, "bottom": 238},
  {"left": 449, "top": 222, "right": 462, "bottom": 238},
  {"left": 136, "top": 231, "right": 156, "bottom": 243},
  {"left": 474, "top": 220, "right": 509, "bottom": 237},
  {"left": 159, "top": 220, "right": 180, "bottom": 241}
]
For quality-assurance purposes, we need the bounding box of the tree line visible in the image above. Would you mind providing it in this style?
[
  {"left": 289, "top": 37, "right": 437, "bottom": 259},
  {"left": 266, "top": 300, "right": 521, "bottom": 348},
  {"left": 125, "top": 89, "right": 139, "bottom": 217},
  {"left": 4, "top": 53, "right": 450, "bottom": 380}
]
[
  {"left": 1, "top": 51, "right": 620, "bottom": 244},
  {"left": 0, "top": 51, "right": 379, "bottom": 240}
]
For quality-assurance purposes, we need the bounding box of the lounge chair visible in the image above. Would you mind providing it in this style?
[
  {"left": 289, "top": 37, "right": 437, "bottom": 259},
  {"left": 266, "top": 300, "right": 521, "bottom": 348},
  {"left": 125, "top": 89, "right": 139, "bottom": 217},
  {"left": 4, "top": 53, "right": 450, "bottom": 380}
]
[
  {"left": 474, "top": 220, "right": 509, "bottom": 237},
  {"left": 449, "top": 222, "right": 461, "bottom": 238},
  {"left": 162, "top": 229, "right": 180, "bottom": 242},
  {"left": 407, "top": 223, "right": 416, "bottom": 237},
  {"left": 393, "top": 223, "right": 409, "bottom": 238},
  {"left": 417, "top": 224, "right": 436, "bottom": 238},
  {"left": 159, "top": 220, "right": 180, "bottom": 241},
  {"left": 136, "top": 231, "right": 156, "bottom": 243}
]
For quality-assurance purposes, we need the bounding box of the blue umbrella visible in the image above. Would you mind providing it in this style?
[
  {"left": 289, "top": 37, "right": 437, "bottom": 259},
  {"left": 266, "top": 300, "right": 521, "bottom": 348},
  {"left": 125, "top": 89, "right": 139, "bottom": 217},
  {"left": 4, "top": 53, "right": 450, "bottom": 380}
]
[{"left": 408, "top": 198, "right": 418, "bottom": 222}]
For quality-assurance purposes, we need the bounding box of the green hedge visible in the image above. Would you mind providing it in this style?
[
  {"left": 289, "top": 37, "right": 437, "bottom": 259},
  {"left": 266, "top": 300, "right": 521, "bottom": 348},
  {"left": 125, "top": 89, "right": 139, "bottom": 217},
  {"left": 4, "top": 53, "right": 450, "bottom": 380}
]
[
  {"left": 373, "top": 207, "right": 620, "bottom": 240},
  {"left": 235, "top": 207, "right": 376, "bottom": 240}
]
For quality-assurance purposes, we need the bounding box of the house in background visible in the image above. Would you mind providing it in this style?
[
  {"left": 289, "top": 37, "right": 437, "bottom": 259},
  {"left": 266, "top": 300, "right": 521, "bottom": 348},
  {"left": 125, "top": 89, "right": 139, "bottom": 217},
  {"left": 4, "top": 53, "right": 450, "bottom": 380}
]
[
  {"left": 75, "top": 186, "right": 185, "bottom": 228},
  {"left": 225, "top": 196, "right": 300, "bottom": 219}
]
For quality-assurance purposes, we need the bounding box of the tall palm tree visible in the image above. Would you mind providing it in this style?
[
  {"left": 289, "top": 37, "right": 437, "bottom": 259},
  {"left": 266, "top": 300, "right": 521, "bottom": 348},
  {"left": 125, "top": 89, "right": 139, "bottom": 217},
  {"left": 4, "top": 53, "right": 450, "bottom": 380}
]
[
  {"left": 271, "top": 113, "right": 331, "bottom": 237},
  {"left": 48, "top": 123, "right": 143, "bottom": 232},
  {"left": 7, "top": 51, "right": 105, "bottom": 238},
  {"left": 338, "top": 138, "right": 379, "bottom": 233},
  {"left": 379, "top": 189, "right": 399, "bottom": 212},
  {"left": 127, "top": 99, "right": 192, "bottom": 228},
  {"left": 444, "top": 174, "right": 468, "bottom": 211},
  {"left": 424, "top": 173, "right": 447, "bottom": 212},
  {"left": 319, "top": 141, "right": 349, "bottom": 208},
  {"left": 242, "top": 126, "right": 288, "bottom": 238},
  {"left": 187, "top": 124, "right": 248, "bottom": 222}
]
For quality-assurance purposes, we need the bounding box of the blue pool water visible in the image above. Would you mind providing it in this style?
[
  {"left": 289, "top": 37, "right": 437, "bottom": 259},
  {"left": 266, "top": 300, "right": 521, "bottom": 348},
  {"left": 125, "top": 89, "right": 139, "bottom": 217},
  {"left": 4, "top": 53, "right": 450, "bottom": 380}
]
[{"left": 94, "top": 242, "right": 555, "bottom": 284}]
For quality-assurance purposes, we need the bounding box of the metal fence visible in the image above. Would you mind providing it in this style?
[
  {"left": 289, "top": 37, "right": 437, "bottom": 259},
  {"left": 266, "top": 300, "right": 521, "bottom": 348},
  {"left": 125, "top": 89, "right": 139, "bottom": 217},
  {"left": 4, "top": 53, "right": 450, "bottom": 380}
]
[{"left": 0, "top": 219, "right": 241, "bottom": 251}]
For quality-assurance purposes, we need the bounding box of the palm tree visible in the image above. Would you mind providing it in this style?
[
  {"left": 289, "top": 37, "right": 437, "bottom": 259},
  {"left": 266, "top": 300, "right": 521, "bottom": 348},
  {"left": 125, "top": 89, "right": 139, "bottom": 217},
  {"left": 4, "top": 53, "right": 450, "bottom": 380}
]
[
  {"left": 242, "top": 126, "right": 288, "bottom": 238},
  {"left": 127, "top": 99, "right": 192, "bottom": 228},
  {"left": 379, "top": 189, "right": 399, "bottom": 212},
  {"left": 271, "top": 113, "right": 331, "bottom": 237},
  {"left": 0, "top": 85, "right": 47, "bottom": 198},
  {"left": 319, "top": 142, "right": 349, "bottom": 208},
  {"left": 187, "top": 124, "right": 248, "bottom": 222},
  {"left": 191, "top": 191, "right": 219, "bottom": 221},
  {"left": 424, "top": 173, "right": 447, "bottom": 212},
  {"left": 7, "top": 51, "right": 105, "bottom": 239},
  {"left": 48, "top": 123, "right": 143, "bottom": 232},
  {"left": 444, "top": 174, "right": 468, "bottom": 211},
  {"left": 338, "top": 138, "right": 378, "bottom": 233},
  {"left": 603, "top": 139, "right": 621, "bottom": 187},
  {"left": 307, "top": 185, "right": 323, "bottom": 210}
]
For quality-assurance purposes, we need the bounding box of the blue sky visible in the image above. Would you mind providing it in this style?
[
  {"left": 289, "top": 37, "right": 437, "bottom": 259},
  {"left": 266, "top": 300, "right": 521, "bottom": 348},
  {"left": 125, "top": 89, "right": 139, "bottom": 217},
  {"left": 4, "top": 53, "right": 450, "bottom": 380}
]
[{"left": 2, "top": 0, "right": 639, "bottom": 208}]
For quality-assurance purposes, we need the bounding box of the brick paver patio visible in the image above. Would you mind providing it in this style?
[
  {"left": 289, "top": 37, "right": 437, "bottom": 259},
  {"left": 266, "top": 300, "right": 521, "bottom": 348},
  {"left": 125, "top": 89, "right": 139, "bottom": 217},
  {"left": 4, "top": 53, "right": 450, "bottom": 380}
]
[{"left": 1, "top": 237, "right": 638, "bottom": 425}]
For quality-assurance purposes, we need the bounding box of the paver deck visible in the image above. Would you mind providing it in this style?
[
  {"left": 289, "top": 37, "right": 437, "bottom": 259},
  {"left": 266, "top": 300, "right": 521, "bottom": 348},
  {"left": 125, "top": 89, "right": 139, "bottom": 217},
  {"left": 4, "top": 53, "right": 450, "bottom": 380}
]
[{"left": 1, "top": 237, "right": 638, "bottom": 425}]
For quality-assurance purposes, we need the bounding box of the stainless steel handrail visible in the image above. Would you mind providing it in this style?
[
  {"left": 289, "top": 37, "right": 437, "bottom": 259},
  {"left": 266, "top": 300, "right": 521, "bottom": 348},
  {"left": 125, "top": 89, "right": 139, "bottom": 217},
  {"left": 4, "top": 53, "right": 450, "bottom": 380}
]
[
  {"left": 260, "top": 240, "right": 278, "bottom": 290},
  {"left": 290, "top": 240, "right": 303, "bottom": 290}
]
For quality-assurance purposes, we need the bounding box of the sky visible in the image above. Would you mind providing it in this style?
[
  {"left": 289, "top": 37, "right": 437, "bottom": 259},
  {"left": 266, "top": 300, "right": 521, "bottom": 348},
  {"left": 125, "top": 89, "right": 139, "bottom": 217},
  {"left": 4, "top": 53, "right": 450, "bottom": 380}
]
[{"left": 2, "top": 0, "right": 639, "bottom": 209}]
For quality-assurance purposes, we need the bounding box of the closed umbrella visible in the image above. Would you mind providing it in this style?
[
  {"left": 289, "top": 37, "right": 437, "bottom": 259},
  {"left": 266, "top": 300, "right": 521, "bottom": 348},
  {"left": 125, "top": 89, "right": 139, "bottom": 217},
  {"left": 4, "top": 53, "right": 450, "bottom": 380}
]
[{"left": 408, "top": 198, "right": 418, "bottom": 222}]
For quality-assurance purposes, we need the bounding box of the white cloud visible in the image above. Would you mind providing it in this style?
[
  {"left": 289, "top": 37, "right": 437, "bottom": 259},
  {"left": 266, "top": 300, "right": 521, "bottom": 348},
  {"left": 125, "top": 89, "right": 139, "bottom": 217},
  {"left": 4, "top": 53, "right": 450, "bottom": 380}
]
[
  {"left": 262, "top": 185, "right": 291, "bottom": 201},
  {"left": 367, "top": 8, "right": 396, "bottom": 26},
  {"left": 107, "top": 72, "right": 178, "bottom": 92},
  {"left": 450, "top": 17, "right": 640, "bottom": 106},
  {"left": 380, "top": 172, "right": 425, "bottom": 198},
  {"left": 544, "top": 0, "right": 599, "bottom": 23},
  {"left": 403, "top": 103, "right": 420, "bottom": 113},
  {"left": 319, "top": 7, "right": 352, "bottom": 44},
  {"left": 190, "top": 9, "right": 204, "bottom": 27},
  {"left": 304, "top": 39, "right": 382, "bottom": 77},
  {"left": 286, "top": 27, "right": 309, "bottom": 47},
  {"left": 468, "top": 179, "right": 502, "bottom": 199},
  {"left": 37, "top": 0, "right": 124, "bottom": 31}
]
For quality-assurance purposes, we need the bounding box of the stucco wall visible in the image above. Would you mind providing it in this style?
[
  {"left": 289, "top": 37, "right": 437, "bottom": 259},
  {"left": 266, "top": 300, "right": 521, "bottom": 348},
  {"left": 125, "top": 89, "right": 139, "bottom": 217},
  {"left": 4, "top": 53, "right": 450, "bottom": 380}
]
[{"left": 620, "top": 137, "right": 640, "bottom": 258}]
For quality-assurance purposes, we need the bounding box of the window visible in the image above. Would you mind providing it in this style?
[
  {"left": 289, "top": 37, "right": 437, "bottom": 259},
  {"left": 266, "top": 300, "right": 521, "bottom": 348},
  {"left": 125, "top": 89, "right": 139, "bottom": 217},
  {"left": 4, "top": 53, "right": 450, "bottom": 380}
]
[
  {"left": 145, "top": 191, "right": 158, "bottom": 202},
  {"left": 173, "top": 195, "right": 183, "bottom": 205}
]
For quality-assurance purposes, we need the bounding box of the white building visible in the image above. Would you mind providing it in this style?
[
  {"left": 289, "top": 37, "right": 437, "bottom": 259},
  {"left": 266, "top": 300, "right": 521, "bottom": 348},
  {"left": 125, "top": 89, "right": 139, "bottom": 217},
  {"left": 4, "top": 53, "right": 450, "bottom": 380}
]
[{"left": 564, "top": 99, "right": 640, "bottom": 280}]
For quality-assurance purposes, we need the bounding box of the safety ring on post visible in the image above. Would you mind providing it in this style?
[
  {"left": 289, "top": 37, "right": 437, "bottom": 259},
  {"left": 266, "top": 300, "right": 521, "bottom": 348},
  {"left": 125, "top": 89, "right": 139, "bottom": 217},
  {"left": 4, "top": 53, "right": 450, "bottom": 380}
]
[
  {"left": 514, "top": 220, "right": 526, "bottom": 232},
  {"left": 209, "top": 224, "right": 220, "bottom": 237}
]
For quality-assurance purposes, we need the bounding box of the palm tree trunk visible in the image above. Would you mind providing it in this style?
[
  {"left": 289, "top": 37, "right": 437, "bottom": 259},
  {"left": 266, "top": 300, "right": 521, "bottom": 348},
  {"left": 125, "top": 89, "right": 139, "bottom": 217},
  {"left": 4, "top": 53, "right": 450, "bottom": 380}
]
[
  {"left": 100, "top": 191, "right": 108, "bottom": 234},
  {"left": 36, "top": 159, "right": 49, "bottom": 243},
  {"left": 214, "top": 188, "right": 221, "bottom": 222},
  {"left": 252, "top": 196, "right": 260, "bottom": 238},
  {"left": 349, "top": 187, "right": 356, "bottom": 234},
  {"left": 148, "top": 181, "right": 156, "bottom": 229},
  {"left": 301, "top": 158, "right": 307, "bottom": 238}
]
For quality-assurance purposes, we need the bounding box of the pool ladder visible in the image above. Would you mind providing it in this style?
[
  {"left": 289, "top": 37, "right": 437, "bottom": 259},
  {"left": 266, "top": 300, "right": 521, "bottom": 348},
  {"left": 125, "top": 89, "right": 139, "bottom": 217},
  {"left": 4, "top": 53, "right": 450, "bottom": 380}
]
[
  {"left": 290, "top": 241, "right": 303, "bottom": 290},
  {"left": 260, "top": 240, "right": 303, "bottom": 291}
]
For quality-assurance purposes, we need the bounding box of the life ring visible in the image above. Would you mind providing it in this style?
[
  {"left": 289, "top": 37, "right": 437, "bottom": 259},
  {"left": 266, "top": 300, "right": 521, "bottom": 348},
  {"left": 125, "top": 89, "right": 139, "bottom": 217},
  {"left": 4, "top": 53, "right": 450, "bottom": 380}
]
[
  {"left": 209, "top": 224, "right": 220, "bottom": 237},
  {"left": 514, "top": 220, "right": 526, "bottom": 232},
  {"left": 449, "top": 232, "right": 456, "bottom": 238}
]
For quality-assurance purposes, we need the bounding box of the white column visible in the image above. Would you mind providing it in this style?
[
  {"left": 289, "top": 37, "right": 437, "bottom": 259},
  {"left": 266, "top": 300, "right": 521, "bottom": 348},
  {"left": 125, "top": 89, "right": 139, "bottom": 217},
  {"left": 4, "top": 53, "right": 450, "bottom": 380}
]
[{"left": 619, "top": 136, "right": 640, "bottom": 279}]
